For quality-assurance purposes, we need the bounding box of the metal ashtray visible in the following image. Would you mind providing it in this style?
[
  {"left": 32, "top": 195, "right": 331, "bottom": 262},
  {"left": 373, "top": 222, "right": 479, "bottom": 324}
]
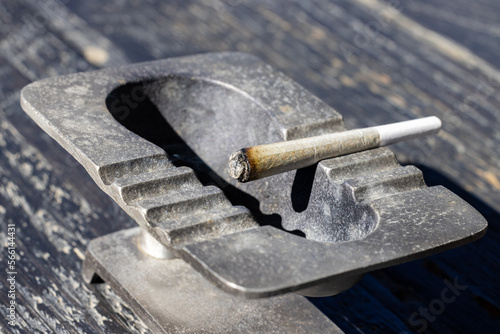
[{"left": 21, "top": 52, "right": 487, "bottom": 333}]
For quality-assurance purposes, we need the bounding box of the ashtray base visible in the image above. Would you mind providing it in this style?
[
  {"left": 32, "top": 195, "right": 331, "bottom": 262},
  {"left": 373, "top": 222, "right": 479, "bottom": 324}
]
[{"left": 82, "top": 227, "right": 343, "bottom": 333}]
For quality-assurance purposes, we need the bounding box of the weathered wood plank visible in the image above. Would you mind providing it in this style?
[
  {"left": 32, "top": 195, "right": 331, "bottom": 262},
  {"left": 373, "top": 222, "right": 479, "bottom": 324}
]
[
  {"left": 404, "top": 0, "right": 500, "bottom": 70},
  {"left": 0, "top": 0, "right": 499, "bottom": 333},
  {"left": 0, "top": 1, "right": 151, "bottom": 332},
  {"left": 0, "top": 114, "right": 151, "bottom": 333}
]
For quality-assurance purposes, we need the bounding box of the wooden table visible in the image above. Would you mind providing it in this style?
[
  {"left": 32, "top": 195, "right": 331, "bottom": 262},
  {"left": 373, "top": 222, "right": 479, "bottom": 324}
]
[{"left": 1, "top": 0, "right": 499, "bottom": 333}]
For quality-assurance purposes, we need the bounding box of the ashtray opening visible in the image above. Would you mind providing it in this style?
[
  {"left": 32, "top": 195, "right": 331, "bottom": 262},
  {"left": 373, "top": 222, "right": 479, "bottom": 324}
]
[
  {"left": 106, "top": 77, "right": 377, "bottom": 243},
  {"left": 106, "top": 79, "right": 306, "bottom": 237}
]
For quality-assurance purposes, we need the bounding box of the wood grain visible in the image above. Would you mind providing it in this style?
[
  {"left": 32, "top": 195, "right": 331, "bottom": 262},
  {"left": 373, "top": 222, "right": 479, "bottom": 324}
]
[{"left": 0, "top": 0, "right": 499, "bottom": 333}]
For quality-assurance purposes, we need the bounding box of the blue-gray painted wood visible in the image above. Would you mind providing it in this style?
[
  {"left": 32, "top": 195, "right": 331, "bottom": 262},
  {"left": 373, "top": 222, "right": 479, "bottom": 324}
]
[{"left": 1, "top": 0, "right": 499, "bottom": 333}]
